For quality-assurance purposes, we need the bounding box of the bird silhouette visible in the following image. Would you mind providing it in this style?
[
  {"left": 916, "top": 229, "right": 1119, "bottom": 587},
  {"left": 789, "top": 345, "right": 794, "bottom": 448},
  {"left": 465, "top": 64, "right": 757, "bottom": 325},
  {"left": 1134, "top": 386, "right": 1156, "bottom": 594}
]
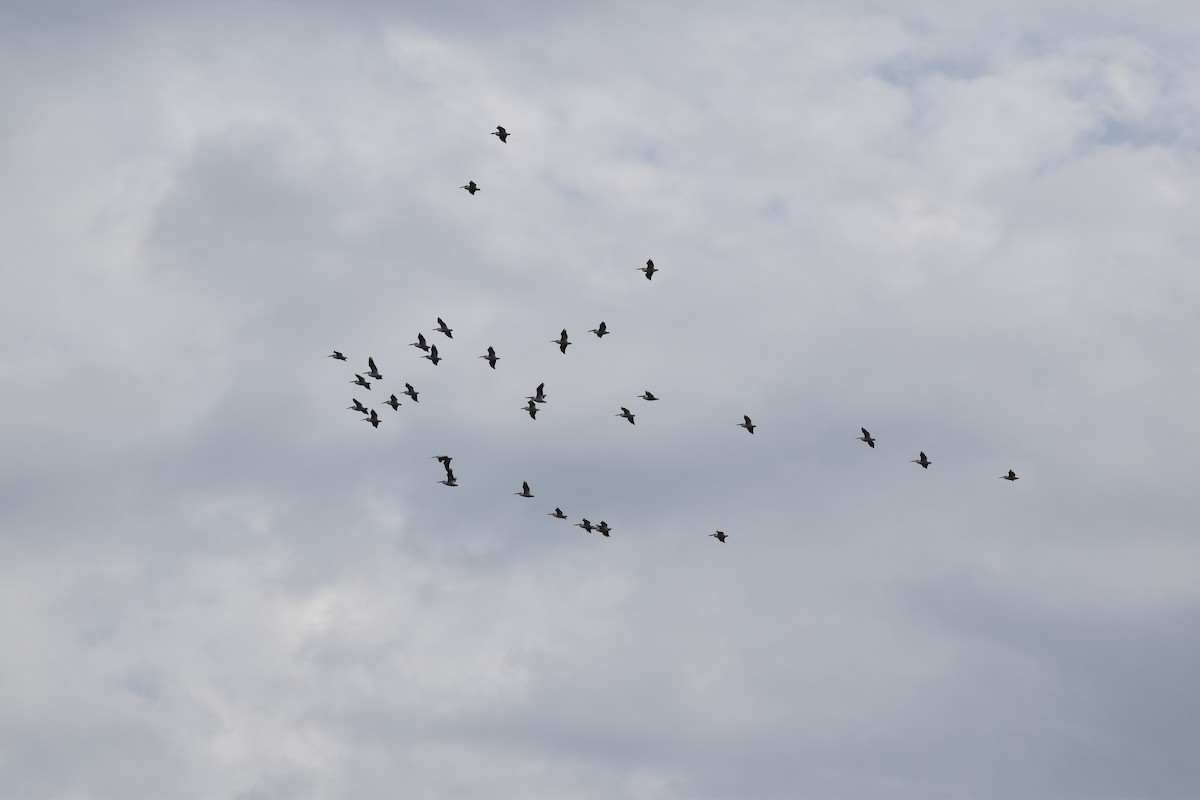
[
  {"left": 433, "top": 318, "right": 453, "bottom": 338},
  {"left": 596, "top": 521, "right": 611, "bottom": 537},
  {"left": 709, "top": 531, "right": 727, "bottom": 543},
  {"left": 912, "top": 451, "right": 931, "bottom": 469},
  {"left": 515, "top": 481, "right": 534, "bottom": 498},
  {"left": 347, "top": 399, "right": 369, "bottom": 414},
  {"left": 549, "top": 508, "right": 567, "bottom": 519},
  {"left": 423, "top": 345, "right": 441, "bottom": 365},
  {"left": 403, "top": 383, "right": 419, "bottom": 402},
  {"left": 363, "top": 409, "right": 381, "bottom": 428},
  {"left": 433, "top": 455, "right": 453, "bottom": 468},
  {"left": 589, "top": 321, "right": 609, "bottom": 337},
  {"left": 738, "top": 415, "right": 755, "bottom": 434},
  {"left": 383, "top": 394, "right": 401, "bottom": 410},
  {"left": 351, "top": 374, "right": 372, "bottom": 390},
  {"left": 438, "top": 469, "right": 458, "bottom": 487},
  {"left": 522, "top": 400, "right": 539, "bottom": 420},
  {"left": 491, "top": 125, "right": 509, "bottom": 143},
  {"left": 410, "top": 333, "right": 430, "bottom": 352},
  {"left": 527, "top": 382, "right": 548, "bottom": 404},
  {"left": 1001, "top": 469, "right": 1019, "bottom": 481},
  {"left": 639, "top": 391, "right": 658, "bottom": 401},
  {"left": 857, "top": 427, "right": 875, "bottom": 448},
  {"left": 480, "top": 346, "right": 499, "bottom": 369},
  {"left": 552, "top": 329, "right": 571, "bottom": 354},
  {"left": 575, "top": 519, "right": 594, "bottom": 533},
  {"left": 328, "top": 351, "right": 348, "bottom": 361},
  {"left": 366, "top": 357, "right": 382, "bottom": 380},
  {"left": 638, "top": 259, "right": 657, "bottom": 280},
  {"left": 617, "top": 407, "right": 635, "bottom": 425},
  {"left": 461, "top": 181, "right": 479, "bottom": 195}
]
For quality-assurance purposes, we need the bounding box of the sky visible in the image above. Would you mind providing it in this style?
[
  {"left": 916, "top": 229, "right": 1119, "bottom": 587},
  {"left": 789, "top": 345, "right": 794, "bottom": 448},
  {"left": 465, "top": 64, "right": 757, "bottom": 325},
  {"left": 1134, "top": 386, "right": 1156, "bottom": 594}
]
[{"left": 2, "top": 1, "right": 1199, "bottom": 797}]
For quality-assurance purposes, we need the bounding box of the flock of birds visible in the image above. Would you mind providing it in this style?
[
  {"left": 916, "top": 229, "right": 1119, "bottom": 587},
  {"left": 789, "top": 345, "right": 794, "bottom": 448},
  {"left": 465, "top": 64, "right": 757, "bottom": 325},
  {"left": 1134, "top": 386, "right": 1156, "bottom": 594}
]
[{"left": 328, "top": 125, "right": 1022, "bottom": 544}]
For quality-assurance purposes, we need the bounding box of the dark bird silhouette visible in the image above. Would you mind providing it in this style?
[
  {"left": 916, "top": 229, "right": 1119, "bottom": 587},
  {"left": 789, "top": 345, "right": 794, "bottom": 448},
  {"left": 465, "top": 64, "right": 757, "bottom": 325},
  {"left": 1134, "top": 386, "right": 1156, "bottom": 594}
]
[
  {"left": 527, "top": 382, "right": 548, "bottom": 404},
  {"left": 491, "top": 125, "right": 509, "bottom": 143},
  {"left": 461, "top": 180, "right": 479, "bottom": 195},
  {"left": 515, "top": 481, "right": 534, "bottom": 498},
  {"left": 347, "top": 399, "right": 369, "bottom": 414},
  {"left": 366, "top": 357, "right": 383, "bottom": 380},
  {"left": 617, "top": 407, "right": 635, "bottom": 425},
  {"left": 710, "top": 531, "right": 727, "bottom": 543},
  {"left": 912, "top": 451, "right": 931, "bottom": 469},
  {"left": 433, "top": 318, "right": 453, "bottom": 338},
  {"left": 639, "top": 391, "right": 658, "bottom": 401},
  {"left": 638, "top": 259, "right": 657, "bottom": 280},
  {"left": 738, "top": 415, "right": 755, "bottom": 434},
  {"left": 403, "top": 383, "right": 419, "bottom": 402},
  {"left": 423, "top": 345, "right": 441, "bottom": 365},
  {"left": 351, "top": 374, "right": 372, "bottom": 390},
  {"left": 410, "top": 333, "right": 430, "bottom": 352},
  {"left": 552, "top": 329, "right": 571, "bottom": 354},
  {"left": 363, "top": 409, "right": 381, "bottom": 428},
  {"left": 383, "top": 394, "right": 401, "bottom": 411},
  {"left": 596, "top": 521, "right": 611, "bottom": 538},
  {"left": 480, "top": 346, "right": 499, "bottom": 369},
  {"left": 549, "top": 508, "right": 567, "bottom": 519},
  {"left": 857, "top": 427, "right": 876, "bottom": 448},
  {"left": 1001, "top": 469, "right": 1019, "bottom": 481},
  {"left": 522, "top": 400, "right": 539, "bottom": 420},
  {"left": 438, "top": 469, "right": 458, "bottom": 487},
  {"left": 329, "top": 351, "right": 348, "bottom": 361},
  {"left": 433, "top": 455, "right": 453, "bottom": 468},
  {"left": 575, "top": 518, "right": 594, "bottom": 533},
  {"left": 589, "top": 321, "right": 609, "bottom": 337}
]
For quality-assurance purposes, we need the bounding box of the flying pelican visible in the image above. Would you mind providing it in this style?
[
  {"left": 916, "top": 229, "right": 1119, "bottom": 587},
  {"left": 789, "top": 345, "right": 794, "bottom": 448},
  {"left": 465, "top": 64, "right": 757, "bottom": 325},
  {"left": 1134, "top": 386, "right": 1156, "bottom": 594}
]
[
  {"left": 596, "top": 521, "right": 611, "bottom": 537},
  {"left": 410, "top": 333, "right": 430, "bottom": 352},
  {"left": 738, "top": 415, "right": 755, "bottom": 434},
  {"left": 461, "top": 181, "right": 479, "bottom": 195},
  {"left": 549, "top": 508, "right": 567, "bottom": 519},
  {"left": 616, "top": 407, "right": 635, "bottom": 425},
  {"left": 433, "top": 455, "right": 453, "bottom": 468},
  {"left": 351, "top": 374, "right": 372, "bottom": 390},
  {"left": 433, "top": 318, "right": 453, "bottom": 338},
  {"left": 1001, "top": 469, "right": 1019, "bottom": 481},
  {"left": 857, "top": 427, "right": 876, "bottom": 448},
  {"left": 638, "top": 259, "right": 657, "bottom": 280},
  {"left": 347, "top": 399, "right": 368, "bottom": 414},
  {"left": 912, "top": 451, "right": 931, "bottom": 469},
  {"left": 527, "top": 382, "right": 548, "bottom": 404},
  {"left": 522, "top": 400, "right": 539, "bottom": 420},
  {"left": 709, "top": 531, "right": 727, "bottom": 543},
  {"left": 423, "top": 345, "right": 441, "bottom": 365},
  {"left": 383, "top": 394, "right": 401, "bottom": 410},
  {"left": 515, "top": 481, "right": 534, "bottom": 498},
  {"left": 480, "top": 346, "right": 499, "bottom": 369},
  {"left": 403, "top": 383, "right": 419, "bottom": 402},
  {"left": 552, "top": 329, "right": 571, "bottom": 354},
  {"left": 363, "top": 409, "right": 381, "bottom": 428},
  {"left": 575, "top": 518, "right": 594, "bottom": 533},
  {"left": 438, "top": 469, "right": 458, "bottom": 487},
  {"left": 366, "top": 357, "right": 382, "bottom": 380},
  {"left": 491, "top": 125, "right": 509, "bottom": 143},
  {"left": 639, "top": 391, "right": 658, "bottom": 401},
  {"left": 589, "top": 321, "right": 609, "bottom": 337},
  {"left": 328, "top": 351, "right": 348, "bottom": 361}
]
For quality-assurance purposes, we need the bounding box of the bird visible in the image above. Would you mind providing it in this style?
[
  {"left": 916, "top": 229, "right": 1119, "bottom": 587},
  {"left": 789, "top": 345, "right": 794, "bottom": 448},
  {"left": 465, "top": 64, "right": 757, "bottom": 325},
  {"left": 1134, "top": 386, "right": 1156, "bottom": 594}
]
[
  {"left": 328, "top": 351, "right": 348, "bottom": 361},
  {"left": 527, "top": 382, "right": 548, "bottom": 404},
  {"left": 912, "top": 451, "right": 931, "bottom": 469},
  {"left": 596, "top": 521, "right": 611, "bottom": 537},
  {"left": 515, "top": 481, "right": 534, "bottom": 498},
  {"left": 423, "top": 345, "right": 441, "bottom": 365},
  {"left": 549, "top": 508, "right": 567, "bottom": 519},
  {"left": 461, "top": 180, "right": 479, "bottom": 195},
  {"left": 438, "top": 469, "right": 458, "bottom": 487},
  {"left": 575, "top": 519, "right": 594, "bottom": 533},
  {"left": 347, "top": 399, "right": 369, "bottom": 414},
  {"left": 857, "top": 427, "right": 876, "bottom": 448},
  {"left": 366, "top": 357, "right": 383, "bottom": 380},
  {"left": 491, "top": 125, "right": 509, "bottom": 143},
  {"left": 709, "top": 531, "right": 727, "bottom": 543},
  {"left": 589, "top": 321, "right": 609, "bottom": 337},
  {"left": 433, "top": 318, "right": 453, "bottom": 338},
  {"left": 638, "top": 259, "right": 657, "bottom": 280},
  {"left": 363, "top": 409, "right": 381, "bottom": 428},
  {"left": 522, "top": 400, "right": 539, "bottom": 420},
  {"left": 433, "top": 455, "right": 453, "bottom": 468},
  {"left": 639, "top": 391, "right": 658, "bottom": 401},
  {"left": 383, "top": 394, "right": 401, "bottom": 410},
  {"left": 738, "top": 415, "right": 755, "bottom": 434},
  {"left": 1001, "top": 469, "right": 1019, "bottom": 481},
  {"left": 480, "top": 346, "right": 499, "bottom": 369},
  {"left": 616, "top": 407, "right": 635, "bottom": 425},
  {"left": 552, "top": 329, "right": 571, "bottom": 354},
  {"left": 351, "top": 374, "right": 372, "bottom": 390},
  {"left": 409, "top": 333, "right": 430, "bottom": 352},
  {"left": 403, "top": 383, "right": 419, "bottom": 402}
]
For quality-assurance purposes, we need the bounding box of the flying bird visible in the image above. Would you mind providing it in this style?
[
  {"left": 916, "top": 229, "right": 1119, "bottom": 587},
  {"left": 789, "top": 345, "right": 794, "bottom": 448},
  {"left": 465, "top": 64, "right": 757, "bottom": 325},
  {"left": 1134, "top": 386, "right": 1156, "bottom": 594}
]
[
  {"left": 363, "top": 409, "right": 381, "bottom": 428},
  {"left": 709, "top": 531, "right": 727, "bottom": 543},
  {"left": 438, "top": 470, "right": 458, "bottom": 487},
  {"left": 596, "top": 521, "right": 611, "bottom": 538},
  {"left": 409, "top": 333, "right": 430, "bottom": 352},
  {"left": 433, "top": 455, "right": 453, "bottom": 468},
  {"left": 857, "top": 427, "right": 876, "bottom": 448},
  {"left": 328, "top": 351, "right": 348, "bottom": 361},
  {"left": 383, "top": 394, "right": 401, "bottom": 410},
  {"left": 589, "top": 321, "right": 609, "bottom": 337},
  {"left": 403, "top": 383, "right": 419, "bottom": 402},
  {"left": 912, "top": 451, "right": 931, "bottom": 469},
  {"left": 522, "top": 400, "right": 539, "bottom": 420},
  {"left": 738, "top": 415, "right": 755, "bottom": 434},
  {"left": 491, "top": 125, "right": 509, "bottom": 143},
  {"left": 366, "top": 357, "right": 382, "bottom": 380},
  {"left": 575, "top": 519, "right": 594, "bottom": 533},
  {"left": 552, "top": 329, "right": 571, "bottom": 354},
  {"left": 480, "top": 346, "right": 499, "bottom": 369},
  {"left": 351, "top": 374, "right": 372, "bottom": 390},
  {"left": 515, "top": 481, "right": 534, "bottom": 498},
  {"left": 638, "top": 259, "right": 657, "bottom": 280},
  {"left": 433, "top": 318, "right": 453, "bottom": 338},
  {"left": 1001, "top": 469, "right": 1019, "bottom": 481},
  {"left": 549, "top": 508, "right": 567, "bottom": 519},
  {"left": 617, "top": 407, "right": 635, "bottom": 425},
  {"left": 639, "top": 391, "right": 658, "bottom": 401},
  {"left": 461, "top": 181, "right": 479, "bottom": 195},
  {"left": 347, "top": 399, "right": 369, "bottom": 414},
  {"left": 527, "top": 382, "right": 548, "bottom": 404},
  {"left": 423, "top": 345, "right": 441, "bottom": 365}
]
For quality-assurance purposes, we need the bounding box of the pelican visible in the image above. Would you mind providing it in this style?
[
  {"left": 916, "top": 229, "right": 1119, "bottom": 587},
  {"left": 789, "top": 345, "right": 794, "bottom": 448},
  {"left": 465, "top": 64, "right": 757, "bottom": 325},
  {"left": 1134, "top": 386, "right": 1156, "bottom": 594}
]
[
  {"left": 461, "top": 180, "right": 479, "bottom": 195},
  {"left": 527, "top": 382, "right": 548, "bottom": 404},
  {"left": 383, "top": 394, "right": 401, "bottom": 410},
  {"left": 363, "top": 409, "right": 381, "bottom": 428},
  {"left": 709, "top": 531, "right": 727, "bottom": 543},
  {"left": 433, "top": 455, "right": 453, "bottom": 468},
  {"left": 491, "top": 125, "right": 509, "bottom": 143},
  {"left": 596, "top": 520, "right": 611, "bottom": 537},
  {"left": 639, "top": 391, "right": 658, "bottom": 401},
  {"left": 403, "top": 383, "right": 419, "bottom": 402},
  {"left": 423, "top": 345, "right": 441, "bottom": 365},
  {"left": 480, "top": 346, "right": 499, "bottom": 369},
  {"left": 1001, "top": 469, "right": 1019, "bottom": 481},
  {"left": 366, "top": 357, "right": 383, "bottom": 380},
  {"left": 912, "top": 451, "right": 931, "bottom": 469},
  {"left": 857, "top": 427, "right": 875, "bottom": 448},
  {"left": 638, "top": 259, "right": 657, "bottom": 280},
  {"left": 433, "top": 318, "right": 453, "bottom": 338},
  {"left": 328, "top": 351, "right": 348, "bottom": 361},
  {"left": 549, "top": 508, "right": 567, "bottom": 519},
  {"left": 515, "top": 481, "right": 534, "bottom": 498},
  {"left": 351, "top": 374, "right": 372, "bottom": 390},
  {"left": 589, "top": 321, "right": 609, "bottom": 337},
  {"left": 616, "top": 407, "right": 635, "bottom": 425},
  {"left": 522, "top": 400, "right": 539, "bottom": 420},
  {"left": 575, "top": 518, "right": 594, "bottom": 533},
  {"left": 438, "top": 469, "right": 458, "bottom": 487},
  {"left": 738, "top": 415, "right": 755, "bottom": 434},
  {"left": 347, "top": 399, "right": 368, "bottom": 414},
  {"left": 552, "top": 329, "right": 571, "bottom": 354},
  {"left": 410, "top": 333, "right": 430, "bottom": 352}
]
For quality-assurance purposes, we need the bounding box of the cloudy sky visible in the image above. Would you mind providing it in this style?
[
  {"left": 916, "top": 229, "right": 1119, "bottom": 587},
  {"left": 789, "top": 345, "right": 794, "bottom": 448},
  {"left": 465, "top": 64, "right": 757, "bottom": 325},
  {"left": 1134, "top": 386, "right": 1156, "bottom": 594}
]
[{"left": 3, "top": 1, "right": 1199, "bottom": 797}]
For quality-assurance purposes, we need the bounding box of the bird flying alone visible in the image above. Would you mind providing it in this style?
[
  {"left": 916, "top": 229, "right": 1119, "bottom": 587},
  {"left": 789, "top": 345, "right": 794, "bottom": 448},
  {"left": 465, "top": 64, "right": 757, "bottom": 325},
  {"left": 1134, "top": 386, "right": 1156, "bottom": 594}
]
[
  {"left": 639, "top": 391, "right": 658, "bottom": 401},
  {"left": 857, "top": 427, "right": 876, "bottom": 448},
  {"left": 553, "top": 329, "right": 571, "bottom": 353},
  {"left": 328, "top": 351, "right": 348, "bottom": 361},
  {"left": 912, "top": 451, "right": 931, "bottom": 469},
  {"left": 638, "top": 259, "right": 657, "bottom": 280},
  {"left": 383, "top": 394, "right": 401, "bottom": 410},
  {"left": 491, "top": 125, "right": 509, "bottom": 142},
  {"left": 434, "top": 318, "right": 453, "bottom": 338},
  {"left": 709, "top": 531, "right": 727, "bottom": 543},
  {"left": 366, "top": 357, "right": 382, "bottom": 380},
  {"left": 515, "top": 481, "right": 534, "bottom": 498},
  {"left": 738, "top": 415, "right": 755, "bottom": 434},
  {"left": 617, "top": 407, "right": 635, "bottom": 425},
  {"left": 1001, "top": 469, "right": 1019, "bottom": 481},
  {"left": 589, "top": 321, "right": 609, "bottom": 337},
  {"left": 423, "top": 345, "right": 441, "bottom": 365},
  {"left": 549, "top": 508, "right": 567, "bottom": 519},
  {"left": 461, "top": 181, "right": 479, "bottom": 195},
  {"left": 480, "top": 346, "right": 498, "bottom": 369},
  {"left": 403, "top": 383, "right": 419, "bottom": 402}
]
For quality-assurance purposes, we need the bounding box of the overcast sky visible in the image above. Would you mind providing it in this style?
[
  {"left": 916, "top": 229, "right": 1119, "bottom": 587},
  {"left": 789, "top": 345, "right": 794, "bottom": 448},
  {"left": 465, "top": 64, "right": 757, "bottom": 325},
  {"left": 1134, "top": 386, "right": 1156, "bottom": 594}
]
[{"left": 3, "top": 2, "right": 1199, "bottom": 797}]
